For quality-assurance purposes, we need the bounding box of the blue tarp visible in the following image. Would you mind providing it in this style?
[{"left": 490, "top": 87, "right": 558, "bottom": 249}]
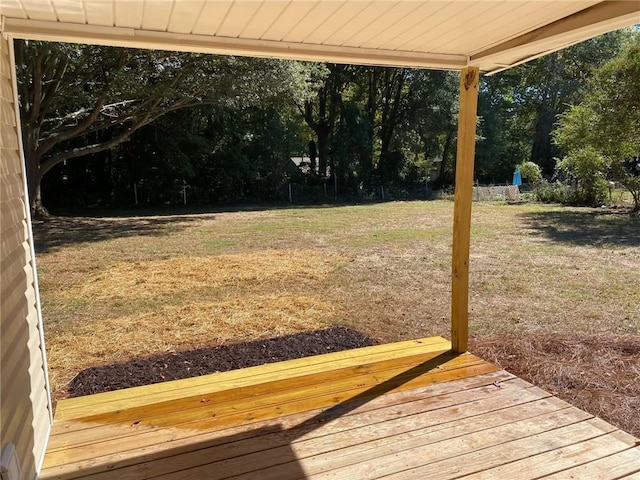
[{"left": 513, "top": 166, "right": 522, "bottom": 186}]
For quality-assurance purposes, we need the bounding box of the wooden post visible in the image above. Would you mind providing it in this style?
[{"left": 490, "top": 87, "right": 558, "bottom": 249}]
[{"left": 451, "top": 66, "right": 479, "bottom": 354}]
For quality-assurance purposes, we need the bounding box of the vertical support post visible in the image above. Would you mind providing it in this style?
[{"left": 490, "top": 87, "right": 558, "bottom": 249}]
[{"left": 451, "top": 66, "right": 479, "bottom": 354}]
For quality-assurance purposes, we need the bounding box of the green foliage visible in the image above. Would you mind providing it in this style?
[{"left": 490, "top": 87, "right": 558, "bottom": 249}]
[
  {"left": 16, "top": 40, "right": 314, "bottom": 212},
  {"left": 553, "top": 35, "right": 640, "bottom": 210},
  {"left": 476, "top": 30, "right": 632, "bottom": 182},
  {"left": 556, "top": 147, "right": 609, "bottom": 206},
  {"left": 518, "top": 161, "right": 542, "bottom": 184}
]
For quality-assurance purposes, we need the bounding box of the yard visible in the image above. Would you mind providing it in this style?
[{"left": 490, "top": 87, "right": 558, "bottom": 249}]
[{"left": 34, "top": 201, "right": 640, "bottom": 437}]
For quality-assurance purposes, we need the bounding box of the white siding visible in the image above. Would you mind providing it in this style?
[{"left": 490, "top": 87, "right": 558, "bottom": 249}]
[{"left": 0, "top": 35, "right": 52, "bottom": 480}]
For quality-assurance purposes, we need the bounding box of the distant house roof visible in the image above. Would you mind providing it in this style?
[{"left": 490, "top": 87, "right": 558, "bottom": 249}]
[{"left": 288, "top": 156, "right": 331, "bottom": 177}]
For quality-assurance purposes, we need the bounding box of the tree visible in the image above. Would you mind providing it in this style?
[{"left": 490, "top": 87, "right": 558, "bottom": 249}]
[
  {"left": 15, "top": 40, "right": 310, "bottom": 215},
  {"left": 475, "top": 31, "right": 632, "bottom": 181},
  {"left": 553, "top": 36, "right": 640, "bottom": 210},
  {"left": 299, "top": 63, "right": 346, "bottom": 179}
]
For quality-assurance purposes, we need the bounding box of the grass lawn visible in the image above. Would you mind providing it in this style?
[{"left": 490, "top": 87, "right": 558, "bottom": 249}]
[{"left": 34, "top": 200, "right": 640, "bottom": 435}]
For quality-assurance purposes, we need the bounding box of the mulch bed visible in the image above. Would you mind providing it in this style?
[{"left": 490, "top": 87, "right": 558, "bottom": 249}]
[{"left": 68, "top": 327, "right": 378, "bottom": 397}]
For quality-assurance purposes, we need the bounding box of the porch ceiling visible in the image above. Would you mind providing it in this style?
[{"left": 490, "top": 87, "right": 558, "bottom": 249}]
[{"left": 1, "top": 1, "right": 638, "bottom": 72}]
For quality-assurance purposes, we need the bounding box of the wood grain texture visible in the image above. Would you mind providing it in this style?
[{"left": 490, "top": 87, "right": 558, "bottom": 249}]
[
  {"left": 39, "top": 338, "right": 640, "bottom": 480},
  {"left": 451, "top": 66, "right": 479, "bottom": 353}
]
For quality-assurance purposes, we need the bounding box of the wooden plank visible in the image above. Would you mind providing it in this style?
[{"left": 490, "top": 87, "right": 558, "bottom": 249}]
[
  {"left": 58, "top": 348, "right": 466, "bottom": 427},
  {"left": 381, "top": 417, "right": 618, "bottom": 479},
  {"left": 47, "top": 354, "right": 495, "bottom": 454},
  {"left": 152, "top": 404, "right": 590, "bottom": 480},
  {"left": 542, "top": 444, "right": 640, "bottom": 479},
  {"left": 42, "top": 369, "right": 507, "bottom": 474},
  {"left": 56, "top": 337, "right": 452, "bottom": 419},
  {"left": 48, "top": 361, "right": 495, "bottom": 461},
  {"left": 468, "top": 431, "right": 640, "bottom": 479},
  {"left": 169, "top": 396, "right": 571, "bottom": 480},
  {"left": 451, "top": 66, "right": 479, "bottom": 354},
  {"left": 42, "top": 373, "right": 531, "bottom": 479}
]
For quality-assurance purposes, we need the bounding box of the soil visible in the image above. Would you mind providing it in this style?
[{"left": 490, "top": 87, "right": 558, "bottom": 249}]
[{"left": 68, "top": 327, "right": 378, "bottom": 397}]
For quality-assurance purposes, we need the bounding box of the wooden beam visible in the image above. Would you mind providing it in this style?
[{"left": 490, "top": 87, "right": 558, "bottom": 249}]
[
  {"left": 472, "top": 1, "right": 640, "bottom": 69},
  {"left": 2, "top": 18, "right": 467, "bottom": 71},
  {"left": 451, "top": 66, "right": 479, "bottom": 354}
]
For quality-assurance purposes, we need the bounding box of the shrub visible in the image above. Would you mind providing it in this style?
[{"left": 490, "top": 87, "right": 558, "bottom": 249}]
[
  {"left": 556, "top": 147, "right": 609, "bottom": 206},
  {"left": 534, "top": 179, "right": 609, "bottom": 206},
  {"left": 534, "top": 181, "right": 574, "bottom": 204},
  {"left": 519, "top": 161, "right": 543, "bottom": 184}
]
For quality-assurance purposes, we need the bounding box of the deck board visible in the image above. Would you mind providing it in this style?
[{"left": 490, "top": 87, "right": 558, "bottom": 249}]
[{"left": 40, "top": 336, "right": 640, "bottom": 480}]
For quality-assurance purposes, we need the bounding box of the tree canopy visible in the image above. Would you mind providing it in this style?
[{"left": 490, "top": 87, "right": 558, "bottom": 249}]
[
  {"left": 16, "top": 40, "right": 312, "bottom": 214},
  {"left": 14, "top": 29, "right": 638, "bottom": 213},
  {"left": 553, "top": 36, "right": 640, "bottom": 210}
]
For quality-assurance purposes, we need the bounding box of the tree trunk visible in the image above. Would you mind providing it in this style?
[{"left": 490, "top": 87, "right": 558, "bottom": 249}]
[
  {"left": 438, "top": 128, "right": 455, "bottom": 186},
  {"left": 317, "top": 124, "right": 330, "bottom": 178},
  {"left": 22, "top": 128, "right": 50, "bottom": 218}
]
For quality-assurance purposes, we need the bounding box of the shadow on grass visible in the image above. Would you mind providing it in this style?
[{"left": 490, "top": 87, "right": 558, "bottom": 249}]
[
  {"left": 33, "top": 214, "right": 205, "bottom": 253},
  {"left": 522, "top": 209, "right": 640, "bottom": 247},
  {"left": 34, "top": 201, "right": 391, "bottom": 252},
  {"left": 68, "top": 327, "right": 378, "bottom": 397}
]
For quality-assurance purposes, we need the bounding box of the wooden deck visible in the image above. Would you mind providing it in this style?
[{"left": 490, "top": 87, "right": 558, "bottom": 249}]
[{"left": 40, "top": 337, "right": 640, "bottom": 479}]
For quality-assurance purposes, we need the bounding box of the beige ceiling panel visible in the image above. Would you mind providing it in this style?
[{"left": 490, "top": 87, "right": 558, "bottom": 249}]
[
  {"left": 283, "top": 1, "right": 343, "bottom": 43},
  {"left": 424, "top": 1, "right": 518, "bottom": 53},
  {"left": 401, "top": 1, "right": 503, "bottom": 52},
  {"left": 466, "top": 0, "right": 602, "bottom": 56},
  {"left": 216, "top": 1, "right": 260, "bottom": 38},
  {"left": 18, "top": 0, "right": 58, "bottom": 22},
  {"left": 341, "top": 2, "right": 425, "bottom": 48},
  {"left": 84, "top": 0, "right": 114, "bottom": 27},
  {"left": 140, "top": 0, "right": 174, "bottom": 31},
  {"left": 1, "top": 0, "right": 27, "bottom": 19},
  {"left": 51, "top": 0, "right": 85, "bottom": 23},
  {"left": 303, "top": 1, "right": 370, "bottom": 45},
  {"left": 190, "top": 1, "right": 233, "bottom": 35},
  {"left": 365, "top": 1, "right": 448, "bottom": 50},
  {"left": 261, "top": 1, "right": 318, "bottom": 41},
  {"left": 240, "top": 1, "right": 288, "bottom": 39},
  {"left": 377, "top": 0, "right": 468, "bottom": 51},
  {"left": 327, "top": 2, "right": 398, "bottom": 46},
  {"left": 114, "top": 0, "right": 145, "bottom": 29},
  {"left": 168, "top": 1, "right": 206, "bottom": 34}
]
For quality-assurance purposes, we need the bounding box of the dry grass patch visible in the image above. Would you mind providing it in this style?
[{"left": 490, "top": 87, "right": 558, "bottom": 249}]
[
  {"left": 471, "top": 333, "right": 640, "bottom": 439},
  {"left": 45, "top": 248, "right": 345, "bottom": 398},
  {"left": 63, "top": 249, "right": 337, "bottom": 300}
]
